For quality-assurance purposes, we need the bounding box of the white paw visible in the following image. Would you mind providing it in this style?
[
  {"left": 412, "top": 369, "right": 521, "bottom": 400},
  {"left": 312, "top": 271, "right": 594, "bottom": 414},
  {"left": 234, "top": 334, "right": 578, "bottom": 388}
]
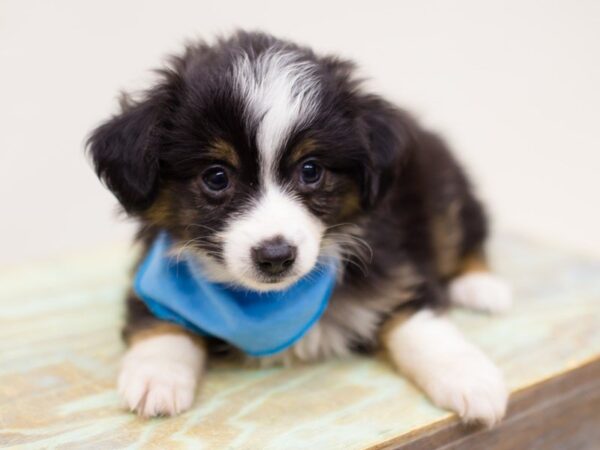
[
  {"left": 117, "top": 334, "right": 204, "bottom": 417},
  {"left": 386, "top": 310, "right": 509, "bottom": 426},
  {"left": 422, "top": 357, "right": 508, "bottom": 426},
  {"left": 449, "top": 272, "right": 512, "bottom": 313}
]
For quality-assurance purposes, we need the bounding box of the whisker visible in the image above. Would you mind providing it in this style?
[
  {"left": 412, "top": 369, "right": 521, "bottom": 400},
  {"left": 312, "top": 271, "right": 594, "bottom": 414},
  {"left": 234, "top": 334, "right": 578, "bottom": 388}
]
[
  {"left": 324, "top": 222, "right": 355, "bottom": 231},
  {"left": 185, "top": 223, "right": 221, "bottom": 233}
]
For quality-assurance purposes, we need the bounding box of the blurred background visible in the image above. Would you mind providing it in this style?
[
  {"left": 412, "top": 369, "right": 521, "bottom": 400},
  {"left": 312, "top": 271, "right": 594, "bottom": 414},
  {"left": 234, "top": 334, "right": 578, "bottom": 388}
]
[{"left": 1, "top": 0, "right": 599, "bottom": 267}]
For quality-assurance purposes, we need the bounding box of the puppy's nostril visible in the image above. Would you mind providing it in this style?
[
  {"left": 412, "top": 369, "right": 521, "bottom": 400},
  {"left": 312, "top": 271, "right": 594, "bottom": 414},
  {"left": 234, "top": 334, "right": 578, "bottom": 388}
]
[
  {"left": 252, "top": 237, "right": 297, "bottom": 276},
  {"left": 282, "top": 259, "right": 293, "bottom": 268}
]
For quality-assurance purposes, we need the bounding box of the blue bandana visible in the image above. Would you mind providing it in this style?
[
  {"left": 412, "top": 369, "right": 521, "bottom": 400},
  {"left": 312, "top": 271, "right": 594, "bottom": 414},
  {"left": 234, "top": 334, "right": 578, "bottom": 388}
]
[{"left": 133, "top": 232, "right": 337, "bottom": 356}]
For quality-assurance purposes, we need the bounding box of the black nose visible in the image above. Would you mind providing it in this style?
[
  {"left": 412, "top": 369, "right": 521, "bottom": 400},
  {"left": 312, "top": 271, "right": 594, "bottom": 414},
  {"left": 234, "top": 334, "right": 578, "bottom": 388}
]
[{"left": 252, "top": 237, "right": 297, "bottom": 276}]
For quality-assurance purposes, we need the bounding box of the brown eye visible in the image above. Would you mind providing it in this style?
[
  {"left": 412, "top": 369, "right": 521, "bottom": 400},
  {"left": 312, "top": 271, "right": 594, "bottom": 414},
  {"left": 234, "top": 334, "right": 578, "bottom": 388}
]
[
  {"left": 299, "top": 160, "right": 322, "bottom": 185},
  {"left": 202, "top": 166, "right": 229, "bottom": 192}
]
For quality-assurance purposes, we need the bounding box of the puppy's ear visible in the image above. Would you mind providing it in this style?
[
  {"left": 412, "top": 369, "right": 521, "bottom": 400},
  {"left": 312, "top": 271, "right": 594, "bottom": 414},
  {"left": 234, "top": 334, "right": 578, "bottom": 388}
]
[
  {"left": 359, "top": 97, "right": 414, "bottom": 208},
  {"left": 86, "top": 90, "right": 168, "bottom": 213}
]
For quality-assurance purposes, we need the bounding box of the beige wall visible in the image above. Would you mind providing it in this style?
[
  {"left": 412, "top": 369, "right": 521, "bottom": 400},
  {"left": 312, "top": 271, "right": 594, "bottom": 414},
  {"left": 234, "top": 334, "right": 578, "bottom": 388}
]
[{"left": 1, "top": 0, "right": 599, "bottom": 267}]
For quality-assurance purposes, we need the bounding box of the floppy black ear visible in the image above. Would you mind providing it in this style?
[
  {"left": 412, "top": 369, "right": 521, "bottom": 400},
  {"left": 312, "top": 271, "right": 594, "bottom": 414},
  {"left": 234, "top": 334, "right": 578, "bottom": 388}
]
[
  {"left": 86, "top": 94, "right": 165, "bottom": 213},
  {"left": 359, "top": 97, "right": 414, "bottom": 208}
]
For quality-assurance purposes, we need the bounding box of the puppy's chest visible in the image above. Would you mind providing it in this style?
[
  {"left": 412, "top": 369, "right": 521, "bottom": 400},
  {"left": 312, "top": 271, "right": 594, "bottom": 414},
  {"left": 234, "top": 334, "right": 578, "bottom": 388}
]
[{"left": 252, "top": 267, "right": 422, "bottom": 366}]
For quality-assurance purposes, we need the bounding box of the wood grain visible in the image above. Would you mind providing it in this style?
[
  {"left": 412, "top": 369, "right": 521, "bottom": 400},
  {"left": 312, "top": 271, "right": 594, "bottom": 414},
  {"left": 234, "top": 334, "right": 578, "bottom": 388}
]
[{"left": 0, "top": 234, "right": 599, "bottom": 449}]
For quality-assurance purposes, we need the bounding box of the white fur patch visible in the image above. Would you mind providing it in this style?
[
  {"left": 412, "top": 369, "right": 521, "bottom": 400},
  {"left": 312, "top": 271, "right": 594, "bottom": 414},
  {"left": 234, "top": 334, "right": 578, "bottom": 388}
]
[
  {"left": 118, "top": 334, "right": 205, "bottom": 417},
  {"left": 220, "top": 185, "right": 324, "bottom": 291},
  {"left": 385, "top": 310, "right": 508, "bottom": 426},
  {"left": 449, "top": 272, "right": 512, "bottom": 314},
  {"left": 233, "top": 48, "right": 320, "bottom": 179}
]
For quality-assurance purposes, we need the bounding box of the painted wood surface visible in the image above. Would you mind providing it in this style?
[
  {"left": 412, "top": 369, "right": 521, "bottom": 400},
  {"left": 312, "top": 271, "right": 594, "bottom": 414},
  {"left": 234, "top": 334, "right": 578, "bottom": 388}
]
[{"left": 1, "top": 235, "right": 599, "bottom": 449}]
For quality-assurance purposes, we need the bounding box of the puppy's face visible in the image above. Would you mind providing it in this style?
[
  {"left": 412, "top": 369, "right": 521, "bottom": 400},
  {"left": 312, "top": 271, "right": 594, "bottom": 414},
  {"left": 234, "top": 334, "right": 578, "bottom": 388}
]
[
  {"left": 171, "top": 147, "right": 350, "bottom": 290},
  {"left": 88, "top": 32, "right": 407, "bottom": 291},
  {"left": 156, "top": 134, "right": 361, "bottom": 291}
]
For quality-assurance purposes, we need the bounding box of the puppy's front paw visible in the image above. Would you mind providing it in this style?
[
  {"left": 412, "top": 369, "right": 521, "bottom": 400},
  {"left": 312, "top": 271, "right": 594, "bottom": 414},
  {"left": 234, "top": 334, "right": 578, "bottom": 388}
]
[
  {"left": 423, "top": 358, "right": 508, "bottom": 426},
  {"left": 385, "top": 310, "right": 508, "bottom": 427},
  {"left": 118, "top": 359, "right": 197, "bottom": 417},
  {"left": 449, "top": 272, "right": 512, "bottom": 314},
  {"left": 117, "top": 334, "right": 205, "bottom": 417}
]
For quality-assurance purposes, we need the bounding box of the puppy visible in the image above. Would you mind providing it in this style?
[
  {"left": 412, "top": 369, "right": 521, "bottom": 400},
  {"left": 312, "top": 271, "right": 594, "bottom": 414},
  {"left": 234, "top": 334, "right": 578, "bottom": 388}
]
[{"left": 87, "top": 31, "right": 511, "bottom": 425}]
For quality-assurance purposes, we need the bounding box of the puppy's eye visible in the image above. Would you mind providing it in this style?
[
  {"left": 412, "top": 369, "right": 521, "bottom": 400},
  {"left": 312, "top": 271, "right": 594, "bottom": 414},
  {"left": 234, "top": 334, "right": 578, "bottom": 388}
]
[
  {"left": 202, "top": 166, "right": 229, "bottom": 192},
  {"left": 299, "top": 160, "right": 322, "bottom": 185}
]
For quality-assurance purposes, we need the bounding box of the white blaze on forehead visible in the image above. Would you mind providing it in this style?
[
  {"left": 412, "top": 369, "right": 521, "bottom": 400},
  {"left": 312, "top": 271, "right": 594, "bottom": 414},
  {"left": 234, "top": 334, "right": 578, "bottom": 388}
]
[
  {"left": 223, "top": 49, "right": 324, "bottom": 291},
  {"left": 233, "top": 48, "right": 321, "bottom": 179}
]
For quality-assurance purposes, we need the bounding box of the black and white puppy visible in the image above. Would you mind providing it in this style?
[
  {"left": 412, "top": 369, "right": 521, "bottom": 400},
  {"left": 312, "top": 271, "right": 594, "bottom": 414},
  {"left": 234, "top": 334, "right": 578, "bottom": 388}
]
[{"left": 88, "top": 31, "right": 511, "bottom": 425}]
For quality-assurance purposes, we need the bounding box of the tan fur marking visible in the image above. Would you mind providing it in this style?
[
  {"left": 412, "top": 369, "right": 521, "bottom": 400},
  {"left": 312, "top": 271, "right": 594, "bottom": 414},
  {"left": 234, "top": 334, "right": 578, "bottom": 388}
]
[
  {"left": 431, "top": 200, "right": 463, "bottom": 278},
  {"left": 458, "top": 250, "right": 489, "bottom": 274},
  {"left": 338, "top": 185, "right": 361, "bottom": 218},
  {"left": 290, "top": 138, "right": 317, "bottom": 163},
  {"left": 208, "top": 139, "right": 240, "bottom": 168},
  {"left": 143, "top": 189, "right": 172, "bottom": 226}
]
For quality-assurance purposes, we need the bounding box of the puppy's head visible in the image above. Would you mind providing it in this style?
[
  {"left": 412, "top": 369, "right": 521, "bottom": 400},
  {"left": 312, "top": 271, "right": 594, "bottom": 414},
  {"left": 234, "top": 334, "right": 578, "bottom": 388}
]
[{"left": 87, "top": 32, "right": 411, "bottom": 291}]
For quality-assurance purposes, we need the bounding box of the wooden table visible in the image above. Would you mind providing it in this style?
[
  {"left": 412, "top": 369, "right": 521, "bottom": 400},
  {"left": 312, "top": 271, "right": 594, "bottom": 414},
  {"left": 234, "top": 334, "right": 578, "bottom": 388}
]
[{"left": 1, "top": 234, "right": 599, "bottom": 449}]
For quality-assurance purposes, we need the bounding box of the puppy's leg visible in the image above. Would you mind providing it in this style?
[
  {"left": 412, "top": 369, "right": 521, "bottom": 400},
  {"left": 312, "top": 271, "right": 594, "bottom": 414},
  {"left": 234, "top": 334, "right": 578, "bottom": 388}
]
[
  {"left": 118, "top": 293, "right": 205, "bottom": 417},
  {"left": 383, "top": 309, "right": 508, "bottom": 426},
  {"left": 448, "top": 251, "right": 512, "bottom": 313}
]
